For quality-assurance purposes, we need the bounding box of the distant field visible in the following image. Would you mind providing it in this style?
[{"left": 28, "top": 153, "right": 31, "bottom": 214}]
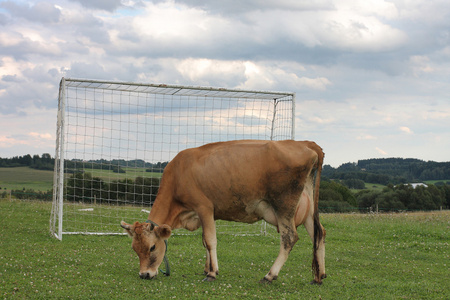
[
  {"left": 352, "top": 180, "right": 450, "bottom": 193},
  {"left": 0, "top": 167, "right": 53, "bottom": 191},
  {"left": 425, "top": 179, "right": 450, "bottom": 185},
  {"left": 1, "top": 199, "right": 448, "bottom": 299},
  {"left": 349, "top": 182, "right": 385, "bottom": 193},
  {"left": 85, "top": 167, "right": 163, "bottom": 182},
  {"left": 364, "top": 183, "right": 385, "bottom": 190},
  {"left": 0, "top": 166, "right": 162, "bottom": 192}
]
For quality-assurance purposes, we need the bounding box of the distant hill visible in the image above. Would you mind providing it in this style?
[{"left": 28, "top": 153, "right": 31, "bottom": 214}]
[{"left": 323, "top": 158, "right": 450, "bottom": 185}]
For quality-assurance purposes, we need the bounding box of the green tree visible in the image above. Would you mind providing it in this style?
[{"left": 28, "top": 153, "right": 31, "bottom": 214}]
[
  {"left": 66, "top": 172, "right": 107, "bottom": 203},
  {"left": 356, "top": 190, "right": 380, "bottom": 211},
  {"left": 376, "top": 189, "right": 405, "bottom": 211},
  {"left": 320, "top": 180, "right": 357, "bottom": 207}
]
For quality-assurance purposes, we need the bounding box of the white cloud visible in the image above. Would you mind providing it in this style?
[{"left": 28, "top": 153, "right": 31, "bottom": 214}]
[
  {"left": 357, "top": 135, "right": 377, "bottom": 140},
  {"left": 176, "top": 58, "right": 245, "bottom": 86},
  {"left": 317, "top": 12, "right": 408, "bottom": 52},
  {"left": 410, "top": 55, "right": 434, "bottom": 76},
  {"left": 239, "top": 61, "right": 332, "bottom": 91},
  {"left": 132, "top": 2, "right": 210, "bottom": 40},
  {"left": 0, "top": 132, "right": 53, "bottom": 151},
  {"left": 0, "top": 107, "right": 56, "bottom": 156},
  {"left": 399, "top": 126, "right": 413, "bottom": 134},
  {"left": 0, "top": 1, "right": 61, "bottom": 24},
  {"left": 348, "top": 0, "right": 399, "bottom": 19},
  {"left": 0, "top": 135, "right": 28, "bottom": 147},
  {"left": 71, "top": 0, "right": 123, "bottom": 11},
  {"left": 29, "top": 132, "right": 53, "bottom": 140},
  {"left": 376, "top": 147, "right": 388, "bottom": 155}
]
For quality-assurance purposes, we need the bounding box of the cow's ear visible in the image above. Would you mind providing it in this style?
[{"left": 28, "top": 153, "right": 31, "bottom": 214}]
[
  {"left": 155, "top": 224, "right": 172, "bottom": 240},
  {"left": 120, "top": 221, "right": 133, "bottom": 237}
]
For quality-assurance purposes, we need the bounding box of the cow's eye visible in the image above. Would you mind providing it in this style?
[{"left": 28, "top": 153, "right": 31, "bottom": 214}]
[{"left": 150, "top": 245, "right": 156, "bottom": 252}]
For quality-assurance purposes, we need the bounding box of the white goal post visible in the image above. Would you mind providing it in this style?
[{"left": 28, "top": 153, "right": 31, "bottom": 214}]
[{"left": 50, "top": 78, "right": 295, "bottom": 240}]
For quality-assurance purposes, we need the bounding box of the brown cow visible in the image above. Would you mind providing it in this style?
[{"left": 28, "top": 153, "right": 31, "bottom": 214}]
[{"left": 121, "top": 140, "right": 326, "bottom": 284}]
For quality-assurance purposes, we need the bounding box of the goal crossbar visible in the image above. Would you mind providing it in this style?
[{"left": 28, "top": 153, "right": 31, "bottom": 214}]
[{"left": 63, "top": 78, "right": 294, "bottom": 100}]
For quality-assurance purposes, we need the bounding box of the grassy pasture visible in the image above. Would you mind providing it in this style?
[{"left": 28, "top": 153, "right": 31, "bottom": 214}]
[
  {"left": 1, "top": 199, "right": 448, "bottom": 299},
  {"left": 363, "top": 183, "right": 386, "bottom": 190},
  {"left": 0, "top": 167, "right": 53, "bottom": 191},
  {"left": 348, "top": 182, "right": 386, "bottom": 193},
  {"left": 425, "top": 180, "right": 450, "bottom": 185},
  {"left": 84, "top": 167, "right": 162, "bottom": 182},
  {"left": 0, "top": 166, "right": 162, "bottom": 193}
]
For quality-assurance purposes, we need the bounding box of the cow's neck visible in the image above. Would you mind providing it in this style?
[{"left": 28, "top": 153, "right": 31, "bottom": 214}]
[
  {"left": 147, "top": 195, "right": 171, "bottom": 226},
  {"left": 147, "top": 166, "right": 186, "bottom": 229},
  {"left": 148, "top": 193, "right": 184, "bottom": 229}
]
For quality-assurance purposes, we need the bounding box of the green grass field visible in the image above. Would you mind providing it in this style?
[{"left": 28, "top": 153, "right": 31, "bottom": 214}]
[
  {"left": 425, "top": 180, "right": 450, "bottom": 185},
  {"left": 0, "top": 167, "right": 162, "bottom": 193},
  {"left": 1, "top": 199, "right": 448, "bottom": 299},
  {"left": 85, "top": 167, "right": 162, "bottom": 182},
  {"left": 0, "top": 167, "right": 54, "bottom": 191},
  {"left": 364, "top": 183, "right": 386, "bottom": 190}
]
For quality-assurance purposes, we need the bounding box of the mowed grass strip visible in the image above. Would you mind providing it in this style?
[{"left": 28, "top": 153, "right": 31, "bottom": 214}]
[{"left": 0, "top": 199, "right": 448, "bottom": 299}]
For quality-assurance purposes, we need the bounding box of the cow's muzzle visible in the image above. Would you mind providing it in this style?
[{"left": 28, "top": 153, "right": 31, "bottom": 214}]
[{"left": 139, "top": 272, "right": 156, "bottom": 280}]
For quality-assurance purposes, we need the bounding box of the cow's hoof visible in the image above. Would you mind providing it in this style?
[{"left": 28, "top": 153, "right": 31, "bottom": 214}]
[
  {"left": 203, "top": 271, "right": 219, "bottom": 276},
  {"left": 310, "top": 280, "right": 322, "bottom": 285},
  {"left": 259, "top": 277, "right": 272, "bottom": 284},
  {"left": 203, "top": 275, "right": 216, "bottom": 282}
]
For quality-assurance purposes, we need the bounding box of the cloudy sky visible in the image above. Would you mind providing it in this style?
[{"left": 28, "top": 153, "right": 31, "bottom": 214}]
[{"left": 0, "top": 0, "right": 449, "bottom": 167}]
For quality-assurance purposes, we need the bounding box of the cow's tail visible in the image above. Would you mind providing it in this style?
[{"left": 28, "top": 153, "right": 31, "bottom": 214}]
[{"left": 310, "top": 142, "right": 325, "bottom": 282}]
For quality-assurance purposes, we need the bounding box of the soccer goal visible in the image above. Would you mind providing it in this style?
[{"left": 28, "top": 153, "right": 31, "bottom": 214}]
[{"left": 50, "top": 78, "right": 295, "bottom": 240}]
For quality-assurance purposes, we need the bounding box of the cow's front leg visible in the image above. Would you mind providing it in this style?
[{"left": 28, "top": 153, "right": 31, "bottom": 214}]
[
  {"left": 203, "top": 245, "right": 210, "bottom": 275},
  {"left": 260, "top": 220, "right": 298, "bottom": 283},
  {"left": 199, "top": 209, "right": 219, "bottom": 281}
]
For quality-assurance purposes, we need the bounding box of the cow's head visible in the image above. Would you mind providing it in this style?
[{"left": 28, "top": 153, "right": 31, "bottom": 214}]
[{"left": 121, "top": 221, "right": 171, "bottom": 279}]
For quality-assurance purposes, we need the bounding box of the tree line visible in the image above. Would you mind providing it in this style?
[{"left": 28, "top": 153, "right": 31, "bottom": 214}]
[
  {"left": 1, "top": 189, "right": 53, "bottom": 201},
  {"left": 0, "top": 154, "right": 169, "bottom": 174},
  {"left": 356, "top": 183, "right": 449, "bottom": 212},
  {"left": 323, "top": 158, "right": 450, "bottom": 184},
  {"left": 319, "top": 179, "right": 449, "bottom": 212},
  {"left": 66, "top": 159, "right": 168, "bottom": 173},
  {"left": 0, "top": 153, "right": 54, "bottom": 170},
  {"left": 65, "top": 172, "right": 160, "bottom": 206}
]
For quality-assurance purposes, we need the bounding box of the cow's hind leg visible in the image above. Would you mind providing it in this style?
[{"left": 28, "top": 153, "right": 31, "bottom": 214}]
[
  {"left": 260, "top": 219, "right": 299, "bottom": 283},
  {"left": 304, "top": 213, "right": 326, "bottom": 284}
]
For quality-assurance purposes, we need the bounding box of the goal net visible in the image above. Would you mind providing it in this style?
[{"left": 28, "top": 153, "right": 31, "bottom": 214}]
[{"left": 50, "top": 78, "right": 295, "bottom": 240}]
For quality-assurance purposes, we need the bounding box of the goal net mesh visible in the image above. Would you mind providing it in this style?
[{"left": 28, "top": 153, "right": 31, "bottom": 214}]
[{"left": 50, "top": 78, "right": 295, "bottom": 239}]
